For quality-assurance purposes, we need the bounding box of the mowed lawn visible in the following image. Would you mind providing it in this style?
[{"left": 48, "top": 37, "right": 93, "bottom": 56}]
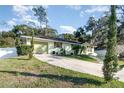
[
  {"left": 65, "top": 55, "right": 98, "bottom": 63},
  {"left": 0, "top": 56, "right": 124, "bottom": 88},
  {"left": 65, "top": 55, "right": 124, "bottom": 65}
]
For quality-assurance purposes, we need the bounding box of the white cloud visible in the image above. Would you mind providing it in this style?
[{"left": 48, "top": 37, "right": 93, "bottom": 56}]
[
  {"left": 0, "top": 28, "right": 10, "bottom": 32},
  {"left": 42, "top": 5, "right": 49, "bottom": 9},
  {"left": 67, "top": 5, "right": 81, "bottom": 10},
  {"left": 85, "top": 6, "right": 109, "bottom": 13},
  {"left": 0, "top": 18, "right": 17, "bottom": 31},
  {"left": 13, "top": 5, "right": 32, "bottom": 23},
  {"left": 21, "top": 15, "right": 32, "bottom": 22},
  {"left": 41, "top": 24, "right": 46, "bottom": 28},
  {"left": 116, "top": 9, "right": 123, "bottom": 20},
  {"left": 79, "top": 6, "right": 109, "bottom": 18},
  {"left": 7, "top": 20, "right": 16, "bottom": 26},
  {"left": 60, "top": 25, "right": 76, "bottom": 34},
  {"left": 12, "top": 5, "right": 41, "bottom": 27},
  {"left": 13, "top": 5, "right": 30, "bottom": 17},
  {"left": 13, "top": 5, "right": 34, "bottom": 21},
  {"left": 24, "top": 18, "right": 40, "bottom": 26},
  {"left": 80, "top": 11, "right": 84, "bottom": 17},
  {"left": 7, "top": 18, "right": 18, "bottom": 27},
  {"left": 12, "top": 5, "right": 49, "bottom": 27}
]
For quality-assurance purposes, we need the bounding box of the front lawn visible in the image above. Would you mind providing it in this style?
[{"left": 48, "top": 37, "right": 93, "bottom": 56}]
[
  {"left": 0, "top": 56, "right": 124, "bottom": 88},
  {"left": 65, "top": 55, "right": 98, "bottom": 63}
]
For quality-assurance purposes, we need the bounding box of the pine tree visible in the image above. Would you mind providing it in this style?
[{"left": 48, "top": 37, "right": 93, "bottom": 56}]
[{"left": 103, "top": 5, "right": 118, "bottom": 82}]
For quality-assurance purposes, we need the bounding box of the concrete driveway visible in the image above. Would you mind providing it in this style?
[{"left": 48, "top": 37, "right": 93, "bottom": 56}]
[{"left": 34, "top": 54, "right": 124, "bottom": 82}]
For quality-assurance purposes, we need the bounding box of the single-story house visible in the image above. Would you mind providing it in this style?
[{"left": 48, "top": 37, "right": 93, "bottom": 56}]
[
  {"left": 21, "top": 36, "right": 96, "bottom": 55},
  {"left": 117, "top": 45, "right": 124, "bottom": 57},
  {"left": 81, "top": 42, "right": 97, "bottom": 56}
]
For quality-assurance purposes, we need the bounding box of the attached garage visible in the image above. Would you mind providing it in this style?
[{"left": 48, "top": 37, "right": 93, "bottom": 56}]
[{"left": 34, "top": 41, "right": 48, "bottom": 54}]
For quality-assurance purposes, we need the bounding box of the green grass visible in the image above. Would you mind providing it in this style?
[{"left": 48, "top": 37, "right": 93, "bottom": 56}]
[
  {"left": 0, "top": 56, "right": 124, "bottom": 88},
  {"left": 66, "top": 55, "right": 124, "bottom": 65},
  {"left": 65, "top": 55, "right": 98, "bottom": 63}
]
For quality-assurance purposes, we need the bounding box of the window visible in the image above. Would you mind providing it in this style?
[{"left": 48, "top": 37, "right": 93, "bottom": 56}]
[
  {"left": 87, "top": 47, "right": 91, "bottom": 52},
  {"left": 21, "top": 38, "right": 26, "bottom": 44},
  {"left": 54, "top": 42, "right": 62, "bottom": 48}
]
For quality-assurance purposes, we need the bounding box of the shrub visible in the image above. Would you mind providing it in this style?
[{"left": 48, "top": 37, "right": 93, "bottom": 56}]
[
  {"left": 17, "top": 44, "right": 31, "bottom": 56},
  {"left": 0, "top": 37, "right": 15, "bottom": 48},
  {"left": 72, "top": 45, "right": 81, "bottom": 55},
  {"left": 60, "top": 48, "right": 66, "bottom": 56},
  {"left": 16, "top": 46, "right": 21, "bottom": 56}
]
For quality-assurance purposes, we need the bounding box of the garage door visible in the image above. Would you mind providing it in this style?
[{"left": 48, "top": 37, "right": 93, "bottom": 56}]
[{"left": 34, "top": 42, "right": 48, "bottom": 54}]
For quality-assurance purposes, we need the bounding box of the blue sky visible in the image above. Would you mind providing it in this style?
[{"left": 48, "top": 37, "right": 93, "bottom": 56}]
[{"left": 0, "top": 5, "right": 110, "bottom": 34}]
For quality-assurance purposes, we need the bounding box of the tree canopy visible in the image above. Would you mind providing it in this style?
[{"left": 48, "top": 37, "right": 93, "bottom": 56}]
[{"left": 32, "top": 6, "right": 48, "bottom": 28}]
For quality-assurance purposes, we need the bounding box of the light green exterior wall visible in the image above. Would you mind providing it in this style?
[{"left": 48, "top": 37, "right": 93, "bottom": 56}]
[
  {"left": 24, "top": 36, "right": 95, "bottom": 55},
  {"left": 26, "top": 39, "right": 48, "bottom": 54},
  {"left": 26, "top": 39, "right": 31, "bottom": 45},
  {"left": 48, "top": 42, "right": 54, "bottom": 54},
  {"left": 25, "top": 38, "right": 73, "bottom": 54},
  {"left": 81, "top": 46, "right": 94, "bottom": 55},
  {"left": 47, "top": 42, "right": 72, "bottom": 54},
  {"left": 62, "top": 43, "right": 72, "bottom": 54},
  {"left": 34, "top": 42, "right": 48, "bottom": 54}
]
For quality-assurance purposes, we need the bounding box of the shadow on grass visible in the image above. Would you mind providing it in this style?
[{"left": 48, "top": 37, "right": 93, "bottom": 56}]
[
  {"left": 9, "top": 57, "right": 30, "bottom": 60},
  {"left": 17, "top": 58, "right": 30, "bottom": 60},
  {"left": 0, "top": 70, "right": 104, "bottom": 86}
]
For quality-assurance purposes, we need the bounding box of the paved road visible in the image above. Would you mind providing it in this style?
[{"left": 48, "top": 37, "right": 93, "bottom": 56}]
[{"left": 34, "top": 54, "right": 124, "bottom": 82}]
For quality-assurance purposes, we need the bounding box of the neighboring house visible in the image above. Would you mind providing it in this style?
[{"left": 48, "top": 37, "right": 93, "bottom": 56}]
[
  {"left": 117, "top": 45, "right": 124, "bottom": 57},
  {"left": 95, "top": 45, "right": 124, "bottom": 60},
  {"left": 81, "top": 42, "right": 97, "bottom": 56},
  {"left": 21, "top": 36, "right": 96, "bottom": 55}
]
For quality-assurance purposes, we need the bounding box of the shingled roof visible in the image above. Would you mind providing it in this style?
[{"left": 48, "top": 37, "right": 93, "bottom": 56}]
[
  {"left": 21, "top": 36, "right": 82, "bottom": 45},
  {"left": 39, "top": 36, "right": 82, "bottom": 44}
]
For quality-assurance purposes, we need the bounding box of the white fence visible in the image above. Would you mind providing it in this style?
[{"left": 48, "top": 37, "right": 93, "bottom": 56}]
[{"left": 0, "top": 48, "right": 17, "bottom": 59}]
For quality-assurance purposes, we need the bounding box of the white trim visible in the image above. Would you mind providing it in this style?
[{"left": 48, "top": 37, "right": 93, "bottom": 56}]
[{"left": 21, "top": 36, "right": 81, "bottom": 45}]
